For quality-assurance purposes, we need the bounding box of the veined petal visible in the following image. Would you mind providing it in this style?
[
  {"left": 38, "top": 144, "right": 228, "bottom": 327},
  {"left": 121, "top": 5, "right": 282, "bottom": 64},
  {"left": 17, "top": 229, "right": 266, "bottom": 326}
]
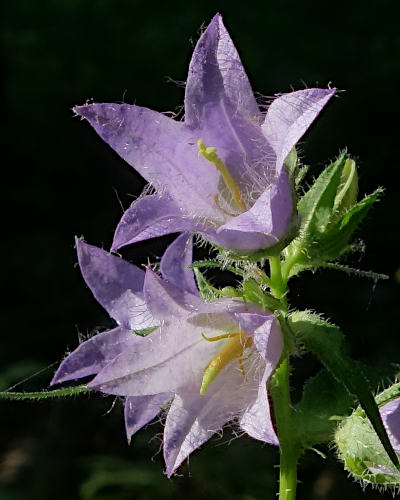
[
  {"left": 239, "top": 317, "right": 283, "bottom": 444},
  {"left": 185, "top": 14, "right": 260, "bottom": 127},
  {"left": 262, "top": 88, "right": 336, "bottom": 171},
  {"left": 74, "top": 103, "right": 220, "bottom": 219},
  {"left": 214, "top": 169, "right": 293, "bottom": 252},
  {"left": 111, "top": 195, "right": 198, "bottom": 251},
  {"left": 50, "top": 326, "right": 139, "bottom": 385},
  {"left": 76, "top": 239, "right": 154, "bottom": 329},
  {"left": 380, "top": 398, "right": 400, "bottom": 454},
  {"left": 88, "top": 320, "right": 222, "bottom": 396},
  {"left": 160, "top": 234, "right": 198, "bottom": 296},
  {"left": 124, "top": 393, "right": 171, "bottom": 443},
  {"left": 143, "top": 268, "right": 204, "bottom": 320}
]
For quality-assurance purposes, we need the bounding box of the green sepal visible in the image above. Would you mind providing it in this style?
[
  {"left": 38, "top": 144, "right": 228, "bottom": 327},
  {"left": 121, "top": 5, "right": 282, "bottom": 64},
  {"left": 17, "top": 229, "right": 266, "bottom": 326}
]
[
  {"left": 289, "top": 310, "right": 399, "bottom": 470},
  {"left": 193, "top": 268, "right": 221, "bottom": 301},
  {"left": 336, "top": 384, "right": 400, "bottom": 487},
  {"left": 295, "top": 165, "right": 309, "bottom": 187},
  {"left": 293, "top": 369, "right": 354, "bottom": 447},
  {"left": 285, "top": 147, "right": 298, "bottom": 179},
  {"left": 283, "top": 155, "right": 381, "bottom": 278},
  {"left": 332, "top": 158, "right": 358, "bottom": 220},
  {"left": 131, "top": 326, "right": 158, "bottom": 337},
  {"left": 189, "top": 260, "right": 245, "bottom": 278},
  {"left": 242, "top": 278, "right": 282, "bottom": 312}
]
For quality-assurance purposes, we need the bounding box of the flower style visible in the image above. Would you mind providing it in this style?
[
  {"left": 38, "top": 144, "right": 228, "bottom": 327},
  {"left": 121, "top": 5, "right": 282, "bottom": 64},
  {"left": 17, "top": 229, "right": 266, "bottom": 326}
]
[
  {"left": 74, "top": 14, "right": 335, "bottom": 254},
  {"left": 51, "top": 234, "right": 283, "bottom": 476}
]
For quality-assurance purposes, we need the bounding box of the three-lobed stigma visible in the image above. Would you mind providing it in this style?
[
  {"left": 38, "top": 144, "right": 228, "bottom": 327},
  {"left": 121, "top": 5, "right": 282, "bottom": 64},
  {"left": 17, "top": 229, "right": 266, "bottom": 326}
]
[{"left": 200, "top": 331, "right": 252, "bottom": 394}]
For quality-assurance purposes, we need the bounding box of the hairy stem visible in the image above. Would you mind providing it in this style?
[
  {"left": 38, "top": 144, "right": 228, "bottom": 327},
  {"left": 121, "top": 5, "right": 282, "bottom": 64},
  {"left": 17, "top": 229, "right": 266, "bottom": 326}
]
[
  {"left": 269, "top": 256, "right": 299, "bottom": 499},
  {"left": 271, "top": 357, "right": 300, "bottom": 500},
  {"left": 0, "top": 385, "right": 90, "bottom": 400}
]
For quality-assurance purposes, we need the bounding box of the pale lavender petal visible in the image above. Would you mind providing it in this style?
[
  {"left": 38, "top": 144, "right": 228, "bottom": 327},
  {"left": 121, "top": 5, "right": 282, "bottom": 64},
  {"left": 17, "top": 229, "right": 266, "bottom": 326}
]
[
  {"left": 239, "top": 317, "right": 283, "bottom": 444},
  {"left": 262, "top": 88, "right": 336, "bottom": 171},
  {"left": 51, "top": 327, "right": 139, "bottom": 385},
  {"left": 76, "top": 239, "right": 154, "bottom": 330},
  {"left": 74, "top": 103, "right": 219, "bottom": 219},
  {"left": 160, "top": 234, "right": 198, "bottom": 295},
  {"left": 143, "top": 268, "right": 204, "bottom": 320},
  {"left": 185, "top": 13, "right": 260, "bottom": 127},
  {"left": 111, "top": 195, "right": 198, "bottom": 251},
  {"left": 88, "top": 318, "right": 223, "bottom": 396},
  {"left": 124, "top": 393, "right": 171, "bottom": 443},
  {"left": 163, "top": 360, "right": 254, "bottom": 477},
  {"left": 380, "top": 398, "right": 400, "bottom": 454},
  {"left": 216, "top": 169, "right": 293, "bottom": 251}
]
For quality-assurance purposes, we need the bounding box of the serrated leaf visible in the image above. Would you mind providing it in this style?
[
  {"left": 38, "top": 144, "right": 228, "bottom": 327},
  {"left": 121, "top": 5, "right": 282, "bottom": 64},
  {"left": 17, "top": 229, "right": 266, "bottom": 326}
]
[
  {"left": 131, "top": 326, "right": 158, "bottom": 337},
  {"left": 294, "top": 370, "right": 354, "bottom": 447},
  {"left": 242, "top": 279, "right": 281, "bottom": 311},
  {"left": 289, "top": 310, "right": 399, "bottom": 470}
]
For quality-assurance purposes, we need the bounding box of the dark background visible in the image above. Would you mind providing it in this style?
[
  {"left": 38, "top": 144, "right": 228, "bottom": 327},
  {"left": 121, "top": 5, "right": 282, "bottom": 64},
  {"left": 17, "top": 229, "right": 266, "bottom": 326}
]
[{"left": 1, "top": 1, "right": 400, "bottom": 498}]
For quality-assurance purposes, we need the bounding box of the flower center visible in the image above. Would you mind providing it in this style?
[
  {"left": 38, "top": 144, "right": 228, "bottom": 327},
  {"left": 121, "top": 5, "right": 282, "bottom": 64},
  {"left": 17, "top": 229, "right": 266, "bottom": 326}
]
[
  {"left": 197, "top": 139, "right": 247, "bottom": 212},
  {"left": 200, "top": 330, "right": 252, "bottom": 395}
]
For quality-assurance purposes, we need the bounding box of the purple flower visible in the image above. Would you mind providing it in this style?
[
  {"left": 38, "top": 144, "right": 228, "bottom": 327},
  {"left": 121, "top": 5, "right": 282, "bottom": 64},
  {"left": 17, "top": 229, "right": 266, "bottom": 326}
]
[
  {"left": 380, "top": 398, "right": 400, "bottom": 454},
  {"left": 74, "top": 14, "right": 335, "bottom": 254},
  {"left": 52, "top": 234, "right": 283, "bottom": 476}
]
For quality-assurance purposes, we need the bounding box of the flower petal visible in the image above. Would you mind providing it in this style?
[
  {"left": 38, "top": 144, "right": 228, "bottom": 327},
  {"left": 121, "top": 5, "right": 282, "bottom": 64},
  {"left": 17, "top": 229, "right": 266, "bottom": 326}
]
[
  {"left": 87, "top": 317, "right": 224, "bottom": 396},
  {"left": 111, "top": 195, "right": 198, "bottom": 251},
  {"left": 74, "top": 103, "right": 219, "bottom": 218},
  {"left": 380, "top": 398, "right": 400, "bottom": 454},
  {"left": 50, "top": 326, "right": 139, "bottom": 385},
  {"left": 160, "top": 234, "right": 198, "bottom": 296},
  {"left": 143, "top": 268, "right": 204, "bottom": 320},
  {"left": 185, "top": 14, "right": 260, "bottom": 127},
  {"left": 239, "top": 316, "right": 283, "bottom": 444},
  {"left": 210, "top": 169, "right": 293, "bottom": 252},
  {"left": 76, "top": 239, "right": 153, "bottom": 329},
  {"left": 124, "top": 393, "right": 171, "bottom": 443},
  {"left": 262, "top": 88, "right": 336, "bottom": 171}
]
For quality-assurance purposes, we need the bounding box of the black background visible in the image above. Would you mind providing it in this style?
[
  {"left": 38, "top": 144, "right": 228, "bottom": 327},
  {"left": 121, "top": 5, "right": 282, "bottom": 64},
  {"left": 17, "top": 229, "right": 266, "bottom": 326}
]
[{"left": 2, "top": 1, "right": 400, "bottom": 498}]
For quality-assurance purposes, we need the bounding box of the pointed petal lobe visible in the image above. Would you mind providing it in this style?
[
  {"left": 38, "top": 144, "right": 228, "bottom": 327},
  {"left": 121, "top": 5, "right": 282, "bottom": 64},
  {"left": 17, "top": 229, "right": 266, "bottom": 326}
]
[
  {"left": 51, "top": 327, "right": 139, "bottom": 385},
  {"left": 160, "top": 234, "right": 198, "bottom": 295},
  {"left": 124, "top": 393, "right": 171, "bottom": 443}
]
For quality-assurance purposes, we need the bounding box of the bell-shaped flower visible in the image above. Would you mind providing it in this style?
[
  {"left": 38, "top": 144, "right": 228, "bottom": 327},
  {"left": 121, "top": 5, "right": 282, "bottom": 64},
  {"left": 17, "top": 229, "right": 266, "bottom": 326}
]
[
  {"left": 51, "top": 234, "right": 283, "bottom": 476},
  {"left": 74, "top": 14, "right": 335, "bottom": 254},
  {"left": 380, "top": 397, "right": 400, "bottom": 455}
]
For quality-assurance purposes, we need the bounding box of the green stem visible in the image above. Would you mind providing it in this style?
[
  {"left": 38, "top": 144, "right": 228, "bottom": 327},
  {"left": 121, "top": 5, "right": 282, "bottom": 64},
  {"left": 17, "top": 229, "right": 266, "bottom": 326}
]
[
  {"left": 269, "top": 256, "right": 288, "bottom": 310},
  {"left": 0, "top": 385, "right": 90, "bottom": 400},
  {"left": 271, "top": 357, "right": 300, "bottom": 500},
  {"left": 268, "top": 256, "right": 299, "bottom": 499}
]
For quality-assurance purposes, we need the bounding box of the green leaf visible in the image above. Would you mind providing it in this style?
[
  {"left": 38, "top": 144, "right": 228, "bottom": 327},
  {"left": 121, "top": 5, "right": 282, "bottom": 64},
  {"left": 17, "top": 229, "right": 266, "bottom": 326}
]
[
  {"left": 132, "top": 326, "right": 158, "bottom": 337},
  {"left": 242, "top": 279, "right": 281, "bottom": 311},
  {"left": 288, "top": 310, "right": 399, "bottom": 470},
  {"left": 294, "top": 369, "right": 354, "bottom": 447}
]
